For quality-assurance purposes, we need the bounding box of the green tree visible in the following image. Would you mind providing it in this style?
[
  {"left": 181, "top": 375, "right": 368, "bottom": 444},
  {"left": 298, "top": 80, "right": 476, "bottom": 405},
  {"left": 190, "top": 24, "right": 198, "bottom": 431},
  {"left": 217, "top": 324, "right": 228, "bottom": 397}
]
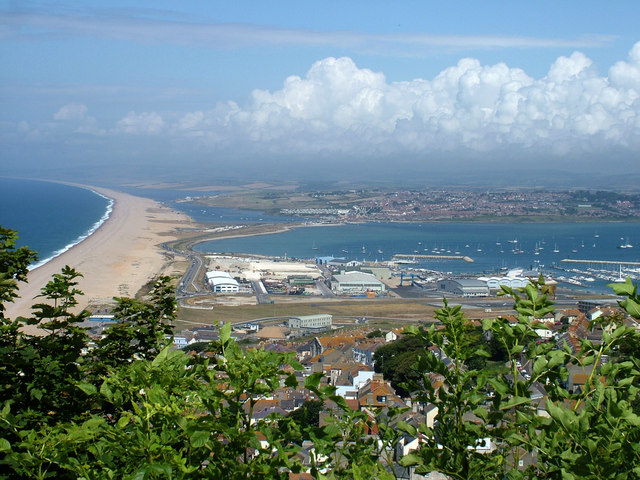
[
  {"left": 374, "top": 334, "right": 427, "bottom": 396},
  {"left": 0, "top": 227, "right": 38, "bottom": 320}
]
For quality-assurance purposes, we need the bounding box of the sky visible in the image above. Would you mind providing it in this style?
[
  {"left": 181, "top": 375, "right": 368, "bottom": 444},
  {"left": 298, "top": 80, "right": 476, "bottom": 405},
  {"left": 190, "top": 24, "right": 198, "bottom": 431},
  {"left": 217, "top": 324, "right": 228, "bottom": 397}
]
[{"left": 1, "top": 1, "right": 640, "bottom": 187}]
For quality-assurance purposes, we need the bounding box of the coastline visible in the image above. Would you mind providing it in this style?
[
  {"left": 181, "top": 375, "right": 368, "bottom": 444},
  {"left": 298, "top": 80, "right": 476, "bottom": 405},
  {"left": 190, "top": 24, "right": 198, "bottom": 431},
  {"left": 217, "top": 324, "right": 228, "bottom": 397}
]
[{"left": 6, "top": 185, "right": 191, "bottom": 325}]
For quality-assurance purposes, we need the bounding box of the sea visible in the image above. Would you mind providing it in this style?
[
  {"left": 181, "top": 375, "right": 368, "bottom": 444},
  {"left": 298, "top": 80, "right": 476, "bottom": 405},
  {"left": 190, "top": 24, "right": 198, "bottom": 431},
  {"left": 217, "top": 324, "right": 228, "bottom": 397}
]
[
  {"left": 2, "top": 177, "right": 639, "bottom": 294},
  {"left": 0, "top": 178, "right": 113, "bottom": 269}
]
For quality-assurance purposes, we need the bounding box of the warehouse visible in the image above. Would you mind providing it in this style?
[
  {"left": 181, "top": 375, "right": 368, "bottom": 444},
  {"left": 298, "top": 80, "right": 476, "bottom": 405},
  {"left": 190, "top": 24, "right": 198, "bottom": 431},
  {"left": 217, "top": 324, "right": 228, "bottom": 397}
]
[
  {"left": 331, "top": 271, "right": 385, "bottom": 294},
  {"left": 205, "top": 271, "right": 239, "bottom": 293},
  {"left": 438, "top": 279, "right": 489, "bottom": 297}
]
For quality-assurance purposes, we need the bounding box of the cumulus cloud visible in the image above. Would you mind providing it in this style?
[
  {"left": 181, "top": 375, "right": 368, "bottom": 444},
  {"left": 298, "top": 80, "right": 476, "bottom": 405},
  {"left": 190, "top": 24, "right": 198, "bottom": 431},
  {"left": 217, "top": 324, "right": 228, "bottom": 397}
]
[
  {"left": 116, "top": 111, "right": 165, "bottom": 135},
  {"left": 16, "top": 41, "right": 640, "bottom": 175},
  {"left": 53, "top": 103, "right": 88, "bottom": 120},
  {"left": 145, "top": 41, "right": 638, "bottom": 160}
]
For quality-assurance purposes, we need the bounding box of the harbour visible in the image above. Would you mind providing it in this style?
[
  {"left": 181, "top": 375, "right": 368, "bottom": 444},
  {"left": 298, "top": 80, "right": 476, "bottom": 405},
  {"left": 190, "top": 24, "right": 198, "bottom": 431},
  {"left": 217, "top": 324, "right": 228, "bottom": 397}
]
[{"left": 194, "top": 220, "right": 640, "bottom": 294}]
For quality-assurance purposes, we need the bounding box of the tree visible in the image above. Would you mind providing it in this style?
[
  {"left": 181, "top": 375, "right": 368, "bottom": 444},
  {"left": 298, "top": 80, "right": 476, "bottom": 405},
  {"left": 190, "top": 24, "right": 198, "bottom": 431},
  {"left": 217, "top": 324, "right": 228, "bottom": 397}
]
[
  {"left": 0, "top": 227, "right": 38, "bottom": 320},
  {"left": 374, "top": 334, "right": 428, "bottom": 396}
]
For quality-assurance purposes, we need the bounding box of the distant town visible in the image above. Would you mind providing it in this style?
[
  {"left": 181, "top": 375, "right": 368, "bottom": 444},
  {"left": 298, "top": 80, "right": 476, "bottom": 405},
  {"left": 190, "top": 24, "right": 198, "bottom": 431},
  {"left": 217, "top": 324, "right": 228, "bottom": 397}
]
[{"left": 185, "top": 188, "right": 640, "bottom": 222}]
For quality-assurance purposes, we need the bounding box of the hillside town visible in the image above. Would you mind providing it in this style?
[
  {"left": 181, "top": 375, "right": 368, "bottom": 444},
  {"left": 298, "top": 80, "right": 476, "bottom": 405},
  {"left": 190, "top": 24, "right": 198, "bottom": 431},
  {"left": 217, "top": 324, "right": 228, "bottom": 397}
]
[{"left": 82, "top": 293, "right": 638, "bottom": 478}]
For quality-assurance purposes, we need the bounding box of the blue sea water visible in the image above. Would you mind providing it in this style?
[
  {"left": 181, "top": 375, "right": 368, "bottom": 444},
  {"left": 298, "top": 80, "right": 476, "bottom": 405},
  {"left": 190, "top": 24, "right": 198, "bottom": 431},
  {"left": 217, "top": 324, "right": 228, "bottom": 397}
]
[{"left": 0, "top": 178, "right": 112, "bottom": 268}]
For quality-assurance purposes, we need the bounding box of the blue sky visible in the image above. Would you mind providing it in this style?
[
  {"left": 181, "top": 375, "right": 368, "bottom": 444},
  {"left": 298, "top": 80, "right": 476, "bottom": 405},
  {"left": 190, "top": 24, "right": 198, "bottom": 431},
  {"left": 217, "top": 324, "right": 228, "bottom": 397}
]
[{"left": 1, "top": 1, "right": 640, "bottom": 185}]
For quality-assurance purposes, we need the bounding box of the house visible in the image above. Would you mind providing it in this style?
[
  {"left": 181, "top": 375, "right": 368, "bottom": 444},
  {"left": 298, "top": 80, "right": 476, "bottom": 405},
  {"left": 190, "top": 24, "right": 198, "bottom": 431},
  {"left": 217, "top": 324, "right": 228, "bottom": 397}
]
[{"left": 358, "top": 375, "right": 403, "bottom": 408}]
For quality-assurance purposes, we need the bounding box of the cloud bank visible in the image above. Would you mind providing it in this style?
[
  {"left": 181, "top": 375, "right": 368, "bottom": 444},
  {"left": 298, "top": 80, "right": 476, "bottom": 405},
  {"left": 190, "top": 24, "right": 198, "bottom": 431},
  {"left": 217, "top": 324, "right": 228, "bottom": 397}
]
[
  {"left": 4, "top": 42, "right": 640, "bottom": 181},
  {"left": 127, "top": 42, "right": 640, "bottom": 158}
]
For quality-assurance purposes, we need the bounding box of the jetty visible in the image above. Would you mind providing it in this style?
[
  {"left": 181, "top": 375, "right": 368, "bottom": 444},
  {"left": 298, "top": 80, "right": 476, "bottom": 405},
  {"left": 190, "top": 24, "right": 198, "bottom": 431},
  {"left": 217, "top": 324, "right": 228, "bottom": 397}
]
[
  {"left": 561, "top": 259, "right": 640, "bottom": 267},
  {"left": 393, "top": 254, "right": 475, "bottom": 263}
]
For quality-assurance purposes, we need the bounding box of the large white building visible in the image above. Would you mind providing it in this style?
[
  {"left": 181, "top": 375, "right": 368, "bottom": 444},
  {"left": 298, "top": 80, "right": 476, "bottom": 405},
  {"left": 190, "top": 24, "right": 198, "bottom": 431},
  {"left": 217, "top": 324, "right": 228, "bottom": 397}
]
[
  {"left": 331, "top": 271, "right": 385, "bottom": 294},
  {"left": 288, "top": 314, "right": 333, "bottom": 330},
  {"left": 205, "top": 271, "right": 239, "bottom": 293}
]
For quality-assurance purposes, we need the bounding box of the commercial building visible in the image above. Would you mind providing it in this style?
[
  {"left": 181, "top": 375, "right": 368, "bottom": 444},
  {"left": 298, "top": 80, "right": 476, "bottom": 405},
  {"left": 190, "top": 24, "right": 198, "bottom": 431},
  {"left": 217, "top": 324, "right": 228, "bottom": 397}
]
[
  {"left": 205, "top": 271, "right": 239, "bottom": 293},
  {"left": 437, "top": 279, "right": 489, "bottom": 297},
  {"left": 331, "top": 271, "right": 386, "bottom": 294},
  {"left": 288, "top": 314, "right": 333, "bottom": 330}
]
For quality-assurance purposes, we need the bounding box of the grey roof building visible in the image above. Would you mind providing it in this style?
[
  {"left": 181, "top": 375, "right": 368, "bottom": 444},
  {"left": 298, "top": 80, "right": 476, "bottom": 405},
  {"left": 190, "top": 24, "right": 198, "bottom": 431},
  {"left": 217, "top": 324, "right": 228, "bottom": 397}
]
[{"left": 438, "top": 279, "right": 489, "bottom": 297}]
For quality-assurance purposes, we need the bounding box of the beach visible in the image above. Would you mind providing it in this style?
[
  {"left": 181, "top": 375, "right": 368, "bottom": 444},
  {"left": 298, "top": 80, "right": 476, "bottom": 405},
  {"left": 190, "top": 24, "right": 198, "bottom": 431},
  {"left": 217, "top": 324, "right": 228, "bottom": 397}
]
[{"left": 6, "top": 186, "right": 191, "bottom": 324}]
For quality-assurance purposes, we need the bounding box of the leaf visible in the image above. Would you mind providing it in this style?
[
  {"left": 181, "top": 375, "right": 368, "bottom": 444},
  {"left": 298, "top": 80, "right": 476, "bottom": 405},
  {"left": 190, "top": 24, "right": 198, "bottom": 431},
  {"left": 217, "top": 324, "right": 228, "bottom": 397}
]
[
  {"left": 304, "top": 372, "right": 324, "bottom": 391},
  {"left": 284, "top": 373, "right": 298, "bottom": 388},
  {"left": 607, "top": 279, "right": 635, "bottom": 296},
  {"left": 77, "top": 382, "right": 98, "bottom": 396},
  {"left": 0, "top": 438, "right": 11, "bottom": 452},
  {"left": 620, "top": 298, "right": 640, "bottom": 319},
  {"left": 117, "top": 416, "right": 130, "bottom": 429},
  {"left": 396, "top": 421, "right": 417, "bottom": 437},
  {"left": 100, "top": 381, "right": 113, "bottom": 402},
  {"left": 219, "top": 321, "right": 231, "bottom": 345},
  {"left": 190, "top": 430, "right": 209, "bottom": 448},
  {"left": 500, "top": 396, "right": 530, "bottom": 410},
  {"left": 399, "top": 453, "right": 423, "bottom": 467},
  {"left": 152, "top": 344, "right": 171, "bottom": 367},
  {"left": 473, "top": 406, "right": 489, "bottom": 422}
]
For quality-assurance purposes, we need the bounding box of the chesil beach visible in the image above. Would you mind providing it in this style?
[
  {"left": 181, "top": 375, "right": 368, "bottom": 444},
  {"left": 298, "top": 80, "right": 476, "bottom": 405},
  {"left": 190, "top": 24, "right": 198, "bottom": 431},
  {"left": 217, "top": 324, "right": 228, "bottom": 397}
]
[{"left": 1, "top": 178, "right": 190, "bottom": 322}]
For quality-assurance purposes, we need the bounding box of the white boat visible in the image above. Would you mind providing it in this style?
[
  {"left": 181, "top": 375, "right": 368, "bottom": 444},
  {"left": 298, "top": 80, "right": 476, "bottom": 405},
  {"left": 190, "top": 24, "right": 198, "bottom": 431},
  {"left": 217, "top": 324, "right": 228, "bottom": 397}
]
[{"left": 618, "top": 237, "right": 633, "bottom": 249}]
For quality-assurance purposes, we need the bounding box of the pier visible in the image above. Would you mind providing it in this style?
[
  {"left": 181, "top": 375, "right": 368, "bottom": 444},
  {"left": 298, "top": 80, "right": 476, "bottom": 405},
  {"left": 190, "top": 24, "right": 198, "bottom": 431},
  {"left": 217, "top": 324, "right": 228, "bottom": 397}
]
[
  {"left": 393, "top": 254, "right": 475, "bottom": 263},
  {"left": 561, "top": 259, "right": 640, "bottom": 267}
]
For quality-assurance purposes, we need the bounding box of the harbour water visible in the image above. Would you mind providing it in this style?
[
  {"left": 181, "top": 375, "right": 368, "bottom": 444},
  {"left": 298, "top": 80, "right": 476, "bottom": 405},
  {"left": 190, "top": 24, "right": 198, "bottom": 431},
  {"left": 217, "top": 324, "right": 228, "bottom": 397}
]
[{"left": 194, "top": 221, "right": 640, "bottom": 293}]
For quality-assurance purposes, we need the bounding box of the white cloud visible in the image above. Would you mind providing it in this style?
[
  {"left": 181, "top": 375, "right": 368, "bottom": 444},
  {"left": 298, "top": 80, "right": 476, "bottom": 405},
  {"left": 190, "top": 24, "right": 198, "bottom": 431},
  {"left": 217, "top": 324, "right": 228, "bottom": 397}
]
[
  {"left": 53, "top": 103, "right": 88, "bottom": 120},
  {"left": 116, "top": 111, "right": 165, "bottom": 135},
  {"left": 2, "top": 10, "right": 615, "bottom": 55},
  {"left": 10, "top": 41, "right": 640, "bottom": 172},
  {"left": 164, "top": 42, "right": 638, "bottom": 158}
]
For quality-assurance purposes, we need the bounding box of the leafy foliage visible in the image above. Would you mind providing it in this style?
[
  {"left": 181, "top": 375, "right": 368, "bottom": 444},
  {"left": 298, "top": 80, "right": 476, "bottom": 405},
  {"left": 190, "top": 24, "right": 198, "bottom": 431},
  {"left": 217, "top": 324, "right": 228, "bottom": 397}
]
[
  {"left": 373, "top": 334, "right": 428, "bottom": 397},
  {"left": 1, "top": 225, "right": 640, "bottom": 479}
]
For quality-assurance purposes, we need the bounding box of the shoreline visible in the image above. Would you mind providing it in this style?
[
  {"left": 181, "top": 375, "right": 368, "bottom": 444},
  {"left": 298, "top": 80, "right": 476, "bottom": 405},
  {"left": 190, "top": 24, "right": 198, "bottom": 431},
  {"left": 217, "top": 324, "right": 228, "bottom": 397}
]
[
  {"left": 28, "top": 186, "right": 115, "bottom": 271},
  {"left": 6, "top": 184, "right": 191, "bottom": 324}
]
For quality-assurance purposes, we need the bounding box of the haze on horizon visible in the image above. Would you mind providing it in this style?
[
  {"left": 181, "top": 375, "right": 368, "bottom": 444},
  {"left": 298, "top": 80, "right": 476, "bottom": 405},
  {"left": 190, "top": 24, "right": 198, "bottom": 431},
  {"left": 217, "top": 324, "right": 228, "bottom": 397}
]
[{"left": 1, "top": 1, "right": 640, "bottom": 189}]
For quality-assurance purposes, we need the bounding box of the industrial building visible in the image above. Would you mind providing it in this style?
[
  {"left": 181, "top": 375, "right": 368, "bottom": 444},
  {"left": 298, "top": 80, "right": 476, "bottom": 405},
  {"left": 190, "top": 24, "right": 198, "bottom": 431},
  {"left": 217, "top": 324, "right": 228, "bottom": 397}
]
[
  {"left": 331, "top": 271, "right": 386, "bottom": 294},
  {"left": 205, "top": 271, "right": 239, "bottom": 293},
  {"left": 438, "top": 279, "right": 489, "bottom": 297},
  {"left": 288, "top": 314, "right": 333, "bottom": 330}
]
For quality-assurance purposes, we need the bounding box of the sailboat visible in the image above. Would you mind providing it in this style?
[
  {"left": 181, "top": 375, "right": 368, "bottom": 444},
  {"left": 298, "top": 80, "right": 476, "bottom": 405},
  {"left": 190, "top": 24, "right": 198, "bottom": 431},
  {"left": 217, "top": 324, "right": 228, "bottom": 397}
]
[
  {"left": 311, "top": 241, "right": 318, "bottom": 250},
  {"left": 618, "top": 237, "right": 633, "bottom": 249},
  {"left": 553, "top": 243, "right": 560, "bottom": 253}
]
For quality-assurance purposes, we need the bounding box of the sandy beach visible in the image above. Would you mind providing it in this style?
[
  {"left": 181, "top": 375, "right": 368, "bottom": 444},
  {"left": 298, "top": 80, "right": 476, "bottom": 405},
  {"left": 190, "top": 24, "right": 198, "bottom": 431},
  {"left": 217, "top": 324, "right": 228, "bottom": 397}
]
[{"left": 6, "top": 186, "right": 190, "bottom": 324}]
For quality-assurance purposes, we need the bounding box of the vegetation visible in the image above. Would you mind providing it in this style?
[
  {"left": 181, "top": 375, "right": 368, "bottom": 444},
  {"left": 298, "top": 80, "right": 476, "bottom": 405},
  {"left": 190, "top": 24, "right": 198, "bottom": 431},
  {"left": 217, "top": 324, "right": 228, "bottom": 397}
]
[
  {"left": 2, "top": 226, "right": 640, "bottom": 478},
  {"left": 373, "top": 334, "right": 429, "bottom": 397}
]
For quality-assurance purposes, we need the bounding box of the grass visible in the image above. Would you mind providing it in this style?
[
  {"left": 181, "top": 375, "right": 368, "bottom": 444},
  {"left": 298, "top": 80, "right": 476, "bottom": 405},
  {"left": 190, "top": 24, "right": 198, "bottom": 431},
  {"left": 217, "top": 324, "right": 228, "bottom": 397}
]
[{"left": 174, "top": 298, "right": 444, "bottom": 330}]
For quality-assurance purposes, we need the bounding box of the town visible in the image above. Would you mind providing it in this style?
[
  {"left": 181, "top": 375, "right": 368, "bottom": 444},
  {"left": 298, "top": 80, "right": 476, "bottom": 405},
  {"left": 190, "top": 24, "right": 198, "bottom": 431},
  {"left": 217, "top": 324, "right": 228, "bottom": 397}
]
[{"left": 187, "top": 187, "right": 640, "bottom": 222}]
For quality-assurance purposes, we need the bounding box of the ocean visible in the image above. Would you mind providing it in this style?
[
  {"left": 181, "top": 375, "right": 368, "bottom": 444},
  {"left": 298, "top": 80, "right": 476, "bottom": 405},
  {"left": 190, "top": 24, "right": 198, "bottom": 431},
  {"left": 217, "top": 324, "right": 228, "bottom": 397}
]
[{"left": 0, "top": 178, "right": 112, "bottom": 269}]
